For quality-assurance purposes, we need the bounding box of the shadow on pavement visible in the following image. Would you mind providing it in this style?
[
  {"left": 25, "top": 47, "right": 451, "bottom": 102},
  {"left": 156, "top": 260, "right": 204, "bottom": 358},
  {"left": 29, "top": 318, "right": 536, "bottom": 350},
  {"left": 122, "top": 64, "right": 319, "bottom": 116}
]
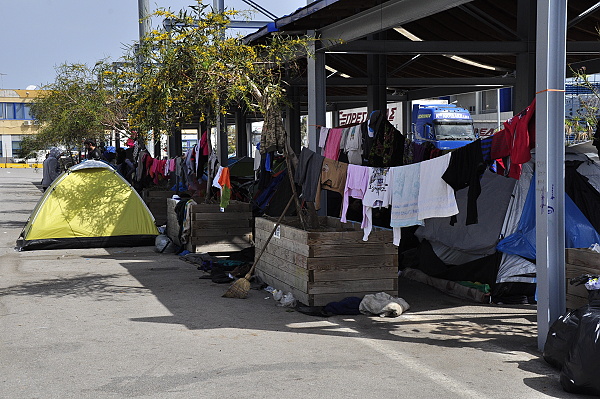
[{"left": 7, "top": 246, "right": 573, "bottom": 397}]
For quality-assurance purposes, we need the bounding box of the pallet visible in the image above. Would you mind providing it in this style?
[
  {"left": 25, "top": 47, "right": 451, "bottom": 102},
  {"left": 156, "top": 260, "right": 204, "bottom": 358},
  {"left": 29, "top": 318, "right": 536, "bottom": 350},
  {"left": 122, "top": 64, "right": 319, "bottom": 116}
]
[
  {"left": 141, "top": 189, "right": 175, "bottom": 226},
  {"left": 255, "top": 216, "right": 398, "bottom": 306},
  {"left": 565, "top": 248, "right": 600, "bottom": 309},
  {"left": 166, "top": 198, "right": 253, "bottom": 253}
]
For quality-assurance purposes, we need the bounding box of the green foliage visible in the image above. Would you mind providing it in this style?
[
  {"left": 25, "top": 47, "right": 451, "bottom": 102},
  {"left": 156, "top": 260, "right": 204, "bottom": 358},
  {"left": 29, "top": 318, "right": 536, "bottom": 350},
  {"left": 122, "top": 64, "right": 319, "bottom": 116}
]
[
  {"left": 29, "top": 63, "right": 129, "bottom": 152},
  {"left": 30, "top": 1, "right": 311, "bottom": 156},
  {"left": 569, "top": 66, "right": 600, "bottom": 136},
  {"left": 127, "top": 0, "right": 311, "bottom": 139}
]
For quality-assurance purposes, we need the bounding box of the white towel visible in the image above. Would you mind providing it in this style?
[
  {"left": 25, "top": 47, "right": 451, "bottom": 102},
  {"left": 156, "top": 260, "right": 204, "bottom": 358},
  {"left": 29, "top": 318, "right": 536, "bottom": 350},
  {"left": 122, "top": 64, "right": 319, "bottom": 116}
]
[
  {"left": 417, "top": 153, "right": 459, "bottom": 220},
  {"left": 389, "top": 164, "right": 423, "bottom": 245}
]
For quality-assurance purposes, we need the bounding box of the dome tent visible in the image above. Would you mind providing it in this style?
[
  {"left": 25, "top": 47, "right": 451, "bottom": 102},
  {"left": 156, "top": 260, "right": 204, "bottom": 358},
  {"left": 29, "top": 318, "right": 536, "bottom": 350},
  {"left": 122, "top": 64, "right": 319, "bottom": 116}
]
[{"left": 17, "top": 160, "right": 158, "bottom": 251}]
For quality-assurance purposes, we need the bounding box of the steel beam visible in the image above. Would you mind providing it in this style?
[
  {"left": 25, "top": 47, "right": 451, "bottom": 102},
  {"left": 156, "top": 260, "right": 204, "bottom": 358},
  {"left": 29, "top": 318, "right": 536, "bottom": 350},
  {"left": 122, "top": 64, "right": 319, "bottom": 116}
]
[
  {"left": 458, "top": 3, "right": 519, "bottom": 39},
  {"left": 326, "top": 40, "right": 528, "bottom": 55},
  {"left": 296, "top": 76, "right": 516, "bottom": 87},
  {"left": 405, "top": 86, "right": 503, "bottom": 101},
  {"left": 229, "top": 20, "right": 273, "bottom": 29},
  {"left": 535, "top": 0, "right": 567, "bottom": 352},
  {"left": 319, "top": 0, "right": 473, "bottom": 46},
  {"left": 565, "top": 42, "right": 600, "bottom": 54}
]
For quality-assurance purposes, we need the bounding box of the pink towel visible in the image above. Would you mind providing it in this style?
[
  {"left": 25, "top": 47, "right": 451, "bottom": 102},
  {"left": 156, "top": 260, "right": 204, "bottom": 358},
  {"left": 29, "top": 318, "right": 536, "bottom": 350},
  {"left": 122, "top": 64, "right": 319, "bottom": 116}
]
[{"left": 324, "top": 128, "right": 344, "bottom": 160}]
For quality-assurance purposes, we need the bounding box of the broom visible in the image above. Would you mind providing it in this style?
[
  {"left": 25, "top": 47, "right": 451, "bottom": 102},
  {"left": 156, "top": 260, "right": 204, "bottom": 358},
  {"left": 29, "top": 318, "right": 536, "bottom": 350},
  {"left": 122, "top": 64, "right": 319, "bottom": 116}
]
[{"left": 223, "top": 194, "right": 295, "bottom": 298}]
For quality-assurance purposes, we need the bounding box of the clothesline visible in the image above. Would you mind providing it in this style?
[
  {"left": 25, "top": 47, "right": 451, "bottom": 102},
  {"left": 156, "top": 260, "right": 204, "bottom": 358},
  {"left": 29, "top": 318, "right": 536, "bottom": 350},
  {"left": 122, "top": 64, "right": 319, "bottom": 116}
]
[{"left": 293, "top": 99, "right": 536, "bottom": 247}]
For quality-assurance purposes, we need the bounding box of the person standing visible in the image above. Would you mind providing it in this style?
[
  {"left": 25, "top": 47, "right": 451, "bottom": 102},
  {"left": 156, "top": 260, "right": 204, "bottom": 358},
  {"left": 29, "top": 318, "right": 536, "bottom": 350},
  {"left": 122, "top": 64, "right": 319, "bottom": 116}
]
[
  {"left": 41, "top": 147, "right": 62, "bottom": 191},
  {"left": 115, "top": 148, "right": 135, "bottom": 184},
  {"left": 593, "top": 123, "right": 600, "bottom": 156},
  {"left": 84, "top": 140, "right": 103, "bottom": 160}
]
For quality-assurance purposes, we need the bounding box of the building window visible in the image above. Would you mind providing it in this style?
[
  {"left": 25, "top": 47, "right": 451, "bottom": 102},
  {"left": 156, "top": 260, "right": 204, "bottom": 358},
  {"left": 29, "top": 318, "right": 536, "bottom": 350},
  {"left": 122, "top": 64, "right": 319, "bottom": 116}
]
[
  {"left": 4, "top": 103, "right": 16, "bottom": 119},
  {"left": 480, "top": 90, "right": 498, "bottom": 114},
  {"left": 24, "top": 104, "right": 33, "bottom": 120},
  {"left": 182, "top": 139, "right": 197, "bottom": 152},
  {"left": 0, "top": 103, "right": 34, "bottom": 120},
  {"left": 12, "top": 136, "right": 22, "bottom": 157},
  {"left": 15, "top": 103, "right": 25, "bottom": 120}
]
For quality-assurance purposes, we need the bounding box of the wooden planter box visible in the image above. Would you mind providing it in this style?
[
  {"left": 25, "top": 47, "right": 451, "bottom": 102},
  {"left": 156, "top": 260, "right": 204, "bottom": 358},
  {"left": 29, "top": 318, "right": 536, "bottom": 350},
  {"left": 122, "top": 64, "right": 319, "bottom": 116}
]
[
  {"left": 166, "top": 199, "right": 253, "bottom": 253},
  {"left": 566, "top": 248, "right": 600, "bottom": 309},
  {"left": 255, "top": 216, "right": 398, "bottom": 306},
  {"left": 142, "top": 189, "right": 174, "bottom": 226}
]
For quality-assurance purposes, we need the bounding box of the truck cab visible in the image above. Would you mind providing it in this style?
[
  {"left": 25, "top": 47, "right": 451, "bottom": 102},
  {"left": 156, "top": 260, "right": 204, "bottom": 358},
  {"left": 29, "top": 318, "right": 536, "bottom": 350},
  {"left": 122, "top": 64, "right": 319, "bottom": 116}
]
[{"left": 412, "top": 104, "right": 476, "bottom": 150}]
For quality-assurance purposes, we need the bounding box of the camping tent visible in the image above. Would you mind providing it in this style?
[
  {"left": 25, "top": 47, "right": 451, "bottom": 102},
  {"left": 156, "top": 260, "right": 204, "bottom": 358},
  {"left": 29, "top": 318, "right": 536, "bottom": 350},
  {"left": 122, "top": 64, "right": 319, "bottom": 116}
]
[{"left": 17, "top": 160, "right": 158, "bottom": 251}]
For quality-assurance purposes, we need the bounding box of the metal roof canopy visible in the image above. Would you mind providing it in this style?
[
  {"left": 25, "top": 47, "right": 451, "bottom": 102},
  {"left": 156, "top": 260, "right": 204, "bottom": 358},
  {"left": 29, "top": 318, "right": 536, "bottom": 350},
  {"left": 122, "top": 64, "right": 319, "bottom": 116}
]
[
  {"left": 242, "top": 0, "right": 600, "bottom": 350},
  {"left": 244, "top": 0, "right": 599, "bottom": 111}
]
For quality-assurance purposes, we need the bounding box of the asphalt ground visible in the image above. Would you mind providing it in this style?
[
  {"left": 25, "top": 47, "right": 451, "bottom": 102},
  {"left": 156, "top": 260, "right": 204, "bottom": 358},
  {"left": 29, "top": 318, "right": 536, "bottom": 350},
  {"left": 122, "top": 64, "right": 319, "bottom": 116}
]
[{"left": 0, "top": 168, "right": 585, "bottom": 398}]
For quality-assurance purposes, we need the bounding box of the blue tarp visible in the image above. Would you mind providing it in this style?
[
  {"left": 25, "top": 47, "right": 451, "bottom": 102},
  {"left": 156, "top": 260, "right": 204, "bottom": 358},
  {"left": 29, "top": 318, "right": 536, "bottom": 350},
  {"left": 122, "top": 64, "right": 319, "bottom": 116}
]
[{"left": 497, "top": 178, "right": 600, "bottom": 259}]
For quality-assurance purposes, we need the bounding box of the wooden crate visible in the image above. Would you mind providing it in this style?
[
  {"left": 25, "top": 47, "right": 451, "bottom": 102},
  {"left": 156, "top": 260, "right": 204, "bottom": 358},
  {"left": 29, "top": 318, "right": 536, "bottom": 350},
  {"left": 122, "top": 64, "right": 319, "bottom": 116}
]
[
  {"left": 255, "top": 216, "right": 398, "bottom": 306},
  {"left": 166, "top": 199, "right": 253, "bottom": 253},
  {"left": 566, "top": 248, "right": 600, "bottom": 309},
  {"left": 142, "top": 189, "right": 175, "bottom": 226}
]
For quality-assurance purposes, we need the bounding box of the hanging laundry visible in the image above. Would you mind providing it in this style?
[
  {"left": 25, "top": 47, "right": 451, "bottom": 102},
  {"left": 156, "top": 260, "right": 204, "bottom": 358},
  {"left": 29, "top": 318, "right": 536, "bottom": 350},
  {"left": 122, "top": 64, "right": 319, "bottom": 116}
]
[
  {"left": 318, "top": 126, "right": 329, "bottom": 156},
  {"left": 199, "top": 131, "right": 210, "bottom": 156},
  {"left": 367, "top": 110, "right": 405, "bottom": 167},
  {"left": 184, "top": 145, "right": 196, "bottom": 176},
  {"left": 403, "top": 138, "right": 414, "bottom": 165},
  {"left": 253, "top": 143, "right": 261, "bottom": 178},
  {"left": 324, "top": 128, "right": 344, "bottom": 160},
  {"left": 218, "top": 167, "right": 231, "bottom": 210},
  {"left": 212, "top": 165, "right": 223, "bottom": 190},
  {"left": 507, "top": 98, "right": 536, "bottom": 165},
  {"left": 442, "top": 140, "right": 486, "bottom": 225},
  {"left": 412, "top": 141, "right": 429, "bottom": 163},
  {"left": 339, "top": 127, "right": 350, "bottom": 154},
  {"left": 294, "top": 147, "right": 325, "bottom": 202},
  {"left": 315, "top": 158, "right": 348, "bottom": 211},
  {"left": 341, "top": 164, "right": 369, "bottom": 223},
  {"left": 362, "top": 167, "right": 392, "bottom": 241},
  {"left": 361, "top": 120, "right": 375, "bottom": 164},
  {"left": 480, "top": 136, "right": 493, "bottom": 165},
  {"left": 344, "top": 124, "right": 363, "bottom": 165},
  {"left": 260, "top": 103, "right": 286, "bottom": 154},
  {"left": 418, "top": 153, "right": 459, "bottom": 220},
  {"left": 489, "top": 98, "right": 536, "bottom": 179},
  {"left": 389, "top": 163, "right": 422, "bottom": 246}
]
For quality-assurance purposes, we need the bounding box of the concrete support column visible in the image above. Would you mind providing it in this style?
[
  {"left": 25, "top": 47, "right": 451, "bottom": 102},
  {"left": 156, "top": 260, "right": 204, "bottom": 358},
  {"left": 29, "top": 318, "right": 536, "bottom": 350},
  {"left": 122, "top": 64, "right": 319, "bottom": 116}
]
[
  {"left": 168, "top": 126, "right": 182, "bottom": 158},
  {"left": 285, "top": 85, "right": 302, "bottom": 154},
  {"left": 367, "top": 35, "right": 388, "bottom": 115},
  {"left": 535, "top": 0, "right": 567, "bottom": 351},
  {"left": 331, "top": 104, "right": 340, "bottom": 127},
  {"left": 307, "top": 31, "right": 327, "bottom": 214},
  {"left": 217, "top": 115, "right": 228, "bottom": 165},
  {"left": 235, "top": 109, "right": 248, "bottom": 157},
  {"left": 307, "top": 31, "right": 326, "bottom": 152},
  {"left": 402, "top": 101, "right": 412, "bottom": 138}
]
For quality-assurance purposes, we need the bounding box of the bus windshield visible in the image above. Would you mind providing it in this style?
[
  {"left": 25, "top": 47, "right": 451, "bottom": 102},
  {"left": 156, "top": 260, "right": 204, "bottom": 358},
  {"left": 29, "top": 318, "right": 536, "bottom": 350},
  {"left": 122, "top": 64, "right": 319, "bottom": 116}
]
[{"left": 434, "top": 120, "right": 475, "bottom": 140}]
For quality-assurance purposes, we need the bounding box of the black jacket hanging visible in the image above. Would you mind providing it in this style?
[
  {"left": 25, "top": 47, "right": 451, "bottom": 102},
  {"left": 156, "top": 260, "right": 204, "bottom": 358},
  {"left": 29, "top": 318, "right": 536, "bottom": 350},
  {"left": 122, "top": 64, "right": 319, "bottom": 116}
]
[
  {"left": 442, "top": 140, "right": 486, "bottom": 225},
  {"left": 367, "top": 110, "right": 405, "bottom": 167}
]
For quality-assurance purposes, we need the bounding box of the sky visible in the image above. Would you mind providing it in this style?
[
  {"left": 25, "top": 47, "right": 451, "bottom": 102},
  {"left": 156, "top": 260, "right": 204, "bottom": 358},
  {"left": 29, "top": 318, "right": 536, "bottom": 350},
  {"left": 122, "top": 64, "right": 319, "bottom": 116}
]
[{"left": 1, "top": 0, "right": 308, "bottom": 90}]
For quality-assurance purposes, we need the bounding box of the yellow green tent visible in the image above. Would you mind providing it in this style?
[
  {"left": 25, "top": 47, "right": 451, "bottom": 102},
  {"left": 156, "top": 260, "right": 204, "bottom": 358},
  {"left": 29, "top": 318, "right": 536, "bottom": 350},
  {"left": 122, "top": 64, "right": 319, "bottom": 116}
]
[{"left": 17, "top": 160, "right": 158, "bottom": 250}]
